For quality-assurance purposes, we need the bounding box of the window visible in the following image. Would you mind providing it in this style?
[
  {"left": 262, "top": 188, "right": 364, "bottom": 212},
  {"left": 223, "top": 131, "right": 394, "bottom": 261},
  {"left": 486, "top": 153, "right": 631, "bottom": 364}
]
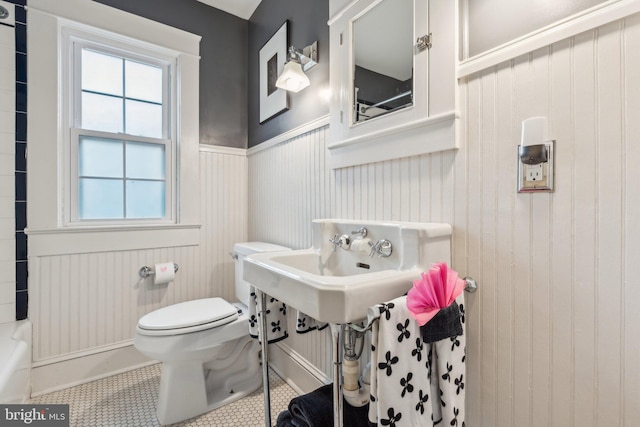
[
  {"left": 69, "top": 41, "right": 174, "bottom": 223},
  {"left": 28, "top": 0, "right": 201, "bottom": 253}
]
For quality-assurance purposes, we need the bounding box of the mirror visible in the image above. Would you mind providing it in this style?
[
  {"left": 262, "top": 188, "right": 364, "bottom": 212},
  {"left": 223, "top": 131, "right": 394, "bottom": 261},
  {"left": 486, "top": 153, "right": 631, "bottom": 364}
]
[{"left": 352, "top": 0, "right": 414, "bottom": 124}]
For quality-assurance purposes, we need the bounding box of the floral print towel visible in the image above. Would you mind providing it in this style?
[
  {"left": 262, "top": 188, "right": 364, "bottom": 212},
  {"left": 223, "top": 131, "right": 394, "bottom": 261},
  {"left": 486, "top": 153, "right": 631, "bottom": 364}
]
[{"left": 369, "top": 295, "right": 466, "bottom": 426}]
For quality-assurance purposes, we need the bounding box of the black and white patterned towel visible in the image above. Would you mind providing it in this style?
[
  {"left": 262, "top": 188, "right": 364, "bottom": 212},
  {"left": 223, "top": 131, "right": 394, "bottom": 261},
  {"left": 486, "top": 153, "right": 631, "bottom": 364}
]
[
  {"left": 368, "top": 295, "right": 466, "bottom": 426},
  {"left": 248, "top": 286, "right": 288, "bottom": 344},
  {"left": 295, "top": 310, "right": 328, "bottom": 334},
  {"left": 248, "top": 288, "right": 327, "bottom": 343}
]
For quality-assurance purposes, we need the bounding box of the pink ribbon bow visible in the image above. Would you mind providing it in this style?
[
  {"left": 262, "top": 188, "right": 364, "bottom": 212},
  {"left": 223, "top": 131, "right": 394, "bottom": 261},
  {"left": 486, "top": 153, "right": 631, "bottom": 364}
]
[{"left": 406, "top": 262, "right": 465, "bottom": 326}]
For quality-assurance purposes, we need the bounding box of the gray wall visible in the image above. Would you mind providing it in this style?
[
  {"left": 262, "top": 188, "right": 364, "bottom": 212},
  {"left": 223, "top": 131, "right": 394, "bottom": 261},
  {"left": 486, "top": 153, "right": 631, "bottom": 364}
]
[
  {"left": 93, "top": 0, "right": 248, "bottom": 148},
  {"left": 93, "top": 0, "right": 330, "bottom": 148},
  {"left": 248, "top": 0, "right": 329, "bottom": 147}
]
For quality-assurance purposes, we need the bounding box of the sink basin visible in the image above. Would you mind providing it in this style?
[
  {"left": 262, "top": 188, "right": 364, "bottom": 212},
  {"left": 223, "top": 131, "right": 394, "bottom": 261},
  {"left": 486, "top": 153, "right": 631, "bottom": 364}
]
[{"left": 243, "top": 219, "right": 452, "bottom": 324}]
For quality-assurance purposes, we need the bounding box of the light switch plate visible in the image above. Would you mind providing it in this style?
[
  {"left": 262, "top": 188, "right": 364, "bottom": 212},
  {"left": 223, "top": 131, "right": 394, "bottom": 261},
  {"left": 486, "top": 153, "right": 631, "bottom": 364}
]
[{"left": 517, "top": 141, "right": 554, "bottom": 193}]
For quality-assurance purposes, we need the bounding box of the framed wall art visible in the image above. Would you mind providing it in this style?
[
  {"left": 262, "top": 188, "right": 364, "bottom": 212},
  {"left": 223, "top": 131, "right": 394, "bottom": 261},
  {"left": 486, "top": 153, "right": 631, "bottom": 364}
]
[{"left": 259, "top": 20, "right": 289, "bottom": 123}]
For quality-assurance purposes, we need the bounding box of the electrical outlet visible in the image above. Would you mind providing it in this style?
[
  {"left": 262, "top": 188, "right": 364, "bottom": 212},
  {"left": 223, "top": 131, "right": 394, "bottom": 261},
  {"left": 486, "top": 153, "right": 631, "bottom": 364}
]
[
  {"left": 524, "top": 163, "right": 543, "bottom": 182},
  {"left": 517, "top": 141, "right": 554, "bottom": 193}
]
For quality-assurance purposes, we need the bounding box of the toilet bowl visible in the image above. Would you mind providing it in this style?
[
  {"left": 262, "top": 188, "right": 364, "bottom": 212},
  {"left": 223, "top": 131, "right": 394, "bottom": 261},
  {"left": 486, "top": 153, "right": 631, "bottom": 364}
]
[{"left": 134, "top": 242, "right": 291, "bottom": 425}]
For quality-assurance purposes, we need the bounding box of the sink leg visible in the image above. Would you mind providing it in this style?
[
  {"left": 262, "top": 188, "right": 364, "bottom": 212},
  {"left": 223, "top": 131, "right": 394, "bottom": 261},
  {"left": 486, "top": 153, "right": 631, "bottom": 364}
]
[
  {"left": 260, "top": 292, "right": 272, "bottom": 427},
  {"left": 330, "top": 324, "right": 344, "bottom": 427}
]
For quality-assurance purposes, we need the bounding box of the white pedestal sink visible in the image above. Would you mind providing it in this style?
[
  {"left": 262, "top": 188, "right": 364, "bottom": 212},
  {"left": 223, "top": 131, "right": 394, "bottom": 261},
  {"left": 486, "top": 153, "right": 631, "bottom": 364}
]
[
  {"left": 244, "top": 219, "right": 452, "bottom": 427},
  {"left": 244, "top": 219, "right": 452, "bottom": 324}
]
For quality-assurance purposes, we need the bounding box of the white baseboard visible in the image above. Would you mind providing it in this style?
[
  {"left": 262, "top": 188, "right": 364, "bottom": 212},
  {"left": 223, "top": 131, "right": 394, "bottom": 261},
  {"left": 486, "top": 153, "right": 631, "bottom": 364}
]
[
  {"left": 31, "top": 344, "right": 156, "bottom": 397},
  {"left": 269, "top": 342, "right": 330, "bottom": 395},
  {"left": 31, "top": 339, "right": 330, "bottom": 399}
]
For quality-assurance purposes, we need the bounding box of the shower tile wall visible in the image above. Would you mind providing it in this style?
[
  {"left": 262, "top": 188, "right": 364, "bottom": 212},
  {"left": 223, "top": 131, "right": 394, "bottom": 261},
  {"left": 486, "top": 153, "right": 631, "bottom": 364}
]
[
  {"left": 0, "top": 2, "right": 15, "bottom": 324},
  {"left": 12, "top": 0, "right": 27, "bottom": 321},
  {"left": 0, "top": 0, "right": 26, "bottom": 323}
]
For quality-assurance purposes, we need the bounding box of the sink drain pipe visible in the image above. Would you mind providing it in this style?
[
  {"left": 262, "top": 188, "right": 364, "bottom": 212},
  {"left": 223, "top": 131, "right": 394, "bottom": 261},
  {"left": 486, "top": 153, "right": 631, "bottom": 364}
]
[{"left": 342, "top": 327, "right": 370, "bottom": 407}]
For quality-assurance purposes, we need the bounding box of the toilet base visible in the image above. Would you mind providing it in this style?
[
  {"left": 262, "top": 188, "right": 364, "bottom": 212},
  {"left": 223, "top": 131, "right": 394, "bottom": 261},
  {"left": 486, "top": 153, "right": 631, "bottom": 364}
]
[{"left": 155, "top": 335, "right": 261, "bottom": 425}]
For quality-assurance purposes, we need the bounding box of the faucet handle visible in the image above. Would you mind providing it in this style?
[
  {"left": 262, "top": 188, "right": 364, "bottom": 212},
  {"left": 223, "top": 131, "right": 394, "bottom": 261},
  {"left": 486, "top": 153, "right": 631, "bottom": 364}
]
[
  {"left": 330, "top": 234, "right": 351, "bottom": 251},
  {"left": 329, "top": 234, "right": 341, "bottom": 251},
  {"left": 369, "top": 239, "right": 392, "bottom": 257}
]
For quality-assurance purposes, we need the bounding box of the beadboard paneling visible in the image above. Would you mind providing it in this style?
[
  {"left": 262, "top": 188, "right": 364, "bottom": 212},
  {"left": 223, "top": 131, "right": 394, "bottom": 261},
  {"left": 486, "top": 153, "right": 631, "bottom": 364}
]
[
  {"left": 459, "top": 16, "right": 640, "bottom": 427},
  {"left": 249, "top": 126, "right": 334, "bottom": 250},
  {"left": 200, "top": 149, "right": 249, "bottom": 302},
  {"left": 248, "top": 128, "right": 334, "bottom": 375},
  {"left": 247, "top": 14, "right": 640, "bottom": 426},
  {"left": 29, "top": 148, "right": 248, "bottom": 363}
]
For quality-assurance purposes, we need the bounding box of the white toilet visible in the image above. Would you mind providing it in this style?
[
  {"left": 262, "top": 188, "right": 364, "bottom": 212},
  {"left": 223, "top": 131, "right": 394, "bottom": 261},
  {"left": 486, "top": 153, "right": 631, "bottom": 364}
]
[{"left": 134, "top": 242, "right": 290, "bottom": 425}]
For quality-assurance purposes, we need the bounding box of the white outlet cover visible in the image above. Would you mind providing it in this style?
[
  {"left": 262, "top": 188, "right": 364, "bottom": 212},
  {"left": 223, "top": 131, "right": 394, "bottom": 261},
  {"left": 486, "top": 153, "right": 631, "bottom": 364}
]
[{"left": 525, "top": 163, "right": 543, "bottom": 182}]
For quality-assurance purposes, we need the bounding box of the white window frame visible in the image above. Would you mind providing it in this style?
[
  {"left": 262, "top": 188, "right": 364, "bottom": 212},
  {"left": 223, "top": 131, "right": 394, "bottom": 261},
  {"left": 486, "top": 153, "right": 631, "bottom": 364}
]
[
  {"left": 26, "top": 0, "right": 202, "bottom": 255},
  {"left": 64, "top": 32, "right": 177, "bottom": 226}
]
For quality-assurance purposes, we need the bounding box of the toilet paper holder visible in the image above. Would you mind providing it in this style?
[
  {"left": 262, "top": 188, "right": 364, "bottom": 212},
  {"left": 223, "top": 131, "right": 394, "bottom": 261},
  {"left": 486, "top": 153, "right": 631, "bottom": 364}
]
[{"left": 139, "top": 263, "right": 180, "bottom": 278}]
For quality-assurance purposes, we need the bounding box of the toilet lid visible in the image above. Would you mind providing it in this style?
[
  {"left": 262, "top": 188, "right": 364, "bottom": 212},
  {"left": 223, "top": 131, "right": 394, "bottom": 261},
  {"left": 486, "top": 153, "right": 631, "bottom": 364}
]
[{"left": 138, "top": 298, "right": 238, "bottom": 331}]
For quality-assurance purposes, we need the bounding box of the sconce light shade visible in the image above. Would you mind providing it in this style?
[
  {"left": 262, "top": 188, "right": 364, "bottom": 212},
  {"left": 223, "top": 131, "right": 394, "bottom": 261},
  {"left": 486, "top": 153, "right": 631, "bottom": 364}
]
[
  {"left": 275, "top": 42, "right": 318, "bottom": 93},
  {"left": 275, "top": 60, "right": 310, "bottom": 93}
]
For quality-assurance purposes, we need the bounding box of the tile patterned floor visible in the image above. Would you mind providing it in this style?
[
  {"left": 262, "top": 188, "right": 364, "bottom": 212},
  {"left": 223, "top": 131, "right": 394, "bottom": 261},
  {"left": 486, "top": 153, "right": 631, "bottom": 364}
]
[{"left": 29, "top": 363, "right": 299, "bottom": 426}]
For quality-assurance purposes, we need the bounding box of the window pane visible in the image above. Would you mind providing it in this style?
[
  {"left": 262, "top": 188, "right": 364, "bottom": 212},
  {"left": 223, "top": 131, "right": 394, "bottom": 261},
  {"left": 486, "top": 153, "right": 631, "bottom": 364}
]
[
  {"left": 74, "top": 44, "right": 172, "bottom": 224},
  {"left": 125, "top": 100, "right": 162, "bottom": 138},
  {"left": 79, "top": 136, "right": 123, "bottom": 178},
  {"left": 82, "top": 92, "right": 123, "bottom": 133},
  {"left": 126, "top": 180, "right": 165, "bottom": 218},
  {"left": 125, "top": 60, "right": 163, "bottom": 103},
  {"left": 126, "top": 142, "right": 165, "bottom": 180},
  {"left": 82, "top": 49, "right": 123, "bottom": 96},
  {"left": 79, "top": 178, "right": 124, "bottom": 219}
]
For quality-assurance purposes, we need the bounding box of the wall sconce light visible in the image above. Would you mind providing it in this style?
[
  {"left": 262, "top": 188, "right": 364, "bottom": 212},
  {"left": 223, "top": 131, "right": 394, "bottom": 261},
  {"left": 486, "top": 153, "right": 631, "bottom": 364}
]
[{"left": 275, "top": 41, "right": 318, "bottom": 93}]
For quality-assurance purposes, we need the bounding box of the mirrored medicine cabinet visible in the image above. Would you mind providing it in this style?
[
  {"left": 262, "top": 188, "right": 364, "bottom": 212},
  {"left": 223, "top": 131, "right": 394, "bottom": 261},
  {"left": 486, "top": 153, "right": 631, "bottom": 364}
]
[
  {"left": 328, "top": 0, "right": 456, "bottom": 169},
  {"left": 352, "top": 0, "right": 414, "bottom": 124}
]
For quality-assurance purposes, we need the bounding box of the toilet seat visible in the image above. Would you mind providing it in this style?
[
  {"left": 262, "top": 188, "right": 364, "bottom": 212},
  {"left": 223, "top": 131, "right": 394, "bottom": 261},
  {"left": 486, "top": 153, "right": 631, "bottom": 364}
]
[{"left": 137, "top": 298, "right": 239, "bottom": 336}]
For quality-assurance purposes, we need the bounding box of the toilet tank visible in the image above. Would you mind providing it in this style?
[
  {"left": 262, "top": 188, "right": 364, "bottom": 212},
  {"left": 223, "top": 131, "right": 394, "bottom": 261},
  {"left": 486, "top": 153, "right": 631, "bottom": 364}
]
[{"left": 233, "top": 242, "right": 291, "bottom": 306}]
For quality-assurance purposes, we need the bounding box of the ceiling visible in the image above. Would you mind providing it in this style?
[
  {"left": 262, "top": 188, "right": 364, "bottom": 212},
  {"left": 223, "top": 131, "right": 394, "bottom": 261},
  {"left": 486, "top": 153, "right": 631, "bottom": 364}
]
[{"left": 195, "top": 0, "right": 262, "bottom": 20}]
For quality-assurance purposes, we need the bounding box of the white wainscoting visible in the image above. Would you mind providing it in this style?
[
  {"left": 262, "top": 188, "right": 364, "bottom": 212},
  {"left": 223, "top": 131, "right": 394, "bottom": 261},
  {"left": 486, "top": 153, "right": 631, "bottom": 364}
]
[
  {"left": 29, "top": 146, "right": 248, "bottom": 394},
  {"left": 458, "top": 15, "right": 640, "bottom": 427},
  {"left": 247, "top": 14, "right": 640, "bottom": 426},
  {"left": 248, "top": 126, "right": 335, "bottom": 380},
  {"left": 248, "top": 124, "right": 457, "bottom": 382}
]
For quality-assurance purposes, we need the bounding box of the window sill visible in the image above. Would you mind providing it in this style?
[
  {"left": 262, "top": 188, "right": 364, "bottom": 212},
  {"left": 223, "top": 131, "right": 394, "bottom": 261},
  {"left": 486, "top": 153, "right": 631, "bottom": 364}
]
[{"left": 25, "top": 224, "right": 201, "bottom": 256}]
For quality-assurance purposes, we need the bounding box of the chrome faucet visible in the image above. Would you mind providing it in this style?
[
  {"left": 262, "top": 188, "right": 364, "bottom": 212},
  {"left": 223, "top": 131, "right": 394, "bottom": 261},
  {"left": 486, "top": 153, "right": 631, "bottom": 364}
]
[
  {"left": 369, "top": 239, "right": 392, "bottom": 257},
  {"left": 351, "top": 227, "right": 368, "bottom": 237},
  {"left": 329, "top": 234, "right": 351, "bottom": 251}
]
